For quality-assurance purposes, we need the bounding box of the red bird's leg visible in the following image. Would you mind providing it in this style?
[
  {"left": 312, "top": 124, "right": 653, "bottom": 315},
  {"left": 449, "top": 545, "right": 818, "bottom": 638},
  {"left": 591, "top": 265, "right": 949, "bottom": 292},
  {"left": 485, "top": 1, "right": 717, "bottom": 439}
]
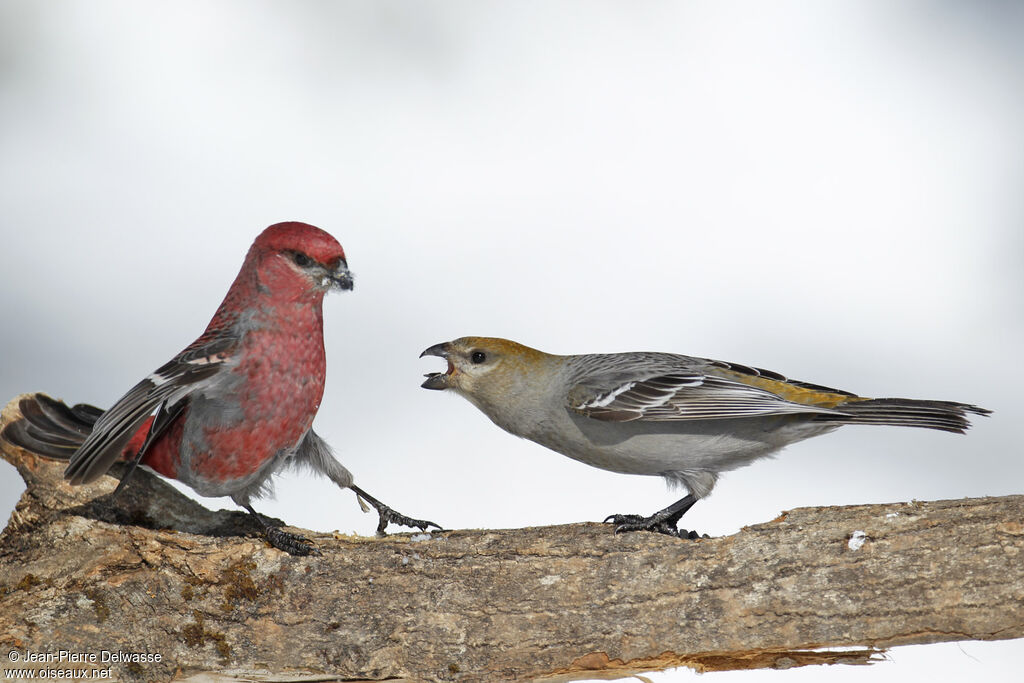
[
  {"left": 349, "top": 484, "right": 443, "bottom": 536},
  {"left": 242, "top": 503, "right": 319, "bottom": 556}
]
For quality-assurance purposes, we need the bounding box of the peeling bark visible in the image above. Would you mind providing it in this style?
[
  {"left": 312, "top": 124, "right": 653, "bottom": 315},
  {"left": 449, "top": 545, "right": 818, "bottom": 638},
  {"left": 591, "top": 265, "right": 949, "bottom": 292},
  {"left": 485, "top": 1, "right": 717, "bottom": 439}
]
[{"left": 1, "top": 394, "right": 1021, "bottom": 682}]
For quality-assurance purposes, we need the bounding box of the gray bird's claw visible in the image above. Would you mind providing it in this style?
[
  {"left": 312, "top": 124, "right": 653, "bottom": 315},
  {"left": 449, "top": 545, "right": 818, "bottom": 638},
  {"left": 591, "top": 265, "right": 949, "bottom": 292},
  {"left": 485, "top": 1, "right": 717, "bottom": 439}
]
[
  {"left": 676, "top": 528, "right": 709, "bottom": 540},
  {"left": 603, "top": 512, "right": 708, "bottom": 540},
  {"left": 264, "top": 527, "right": 320, "bottom": 556},
  {"left": 604, "top": 513, "right": 645, "bottom": 526}
]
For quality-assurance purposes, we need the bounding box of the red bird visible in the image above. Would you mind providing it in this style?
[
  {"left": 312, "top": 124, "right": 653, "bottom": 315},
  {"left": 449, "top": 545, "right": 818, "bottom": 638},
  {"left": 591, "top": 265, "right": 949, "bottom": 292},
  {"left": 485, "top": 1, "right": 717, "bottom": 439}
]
[{"left": 3, "top": 222, "right": 439, "bottom": 555}]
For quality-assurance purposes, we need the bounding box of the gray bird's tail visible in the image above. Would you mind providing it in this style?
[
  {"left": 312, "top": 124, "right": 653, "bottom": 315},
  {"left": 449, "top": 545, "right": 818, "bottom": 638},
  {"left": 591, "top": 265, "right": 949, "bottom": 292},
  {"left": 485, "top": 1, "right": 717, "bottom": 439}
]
[
  {"left": 816, "top": 398, "right": 990, "bottom": 434},
  {"left": 2, "top": 393, "right": 102, "bottom": 460}
]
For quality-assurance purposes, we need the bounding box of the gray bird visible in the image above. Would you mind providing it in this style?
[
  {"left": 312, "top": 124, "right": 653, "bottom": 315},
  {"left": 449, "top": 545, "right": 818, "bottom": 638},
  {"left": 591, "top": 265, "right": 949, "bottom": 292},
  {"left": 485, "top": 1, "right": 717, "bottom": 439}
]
[{"left": 421, "top": 336, "right": 989, "bottom": 538}]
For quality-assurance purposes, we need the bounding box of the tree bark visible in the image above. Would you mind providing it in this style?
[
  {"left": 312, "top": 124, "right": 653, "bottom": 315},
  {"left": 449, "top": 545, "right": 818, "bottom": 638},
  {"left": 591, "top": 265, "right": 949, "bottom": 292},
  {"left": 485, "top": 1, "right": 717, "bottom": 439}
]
[{"left": 1, "top": 394, "right": 1021, "bottom": 682}]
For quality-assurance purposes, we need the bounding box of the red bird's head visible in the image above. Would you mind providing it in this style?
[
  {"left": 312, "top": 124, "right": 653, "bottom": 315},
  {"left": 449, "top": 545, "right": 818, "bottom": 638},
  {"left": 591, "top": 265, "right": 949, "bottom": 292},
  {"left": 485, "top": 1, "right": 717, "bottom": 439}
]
[{"left": 248, "top": 222, "right": 354, "bottom": 297}]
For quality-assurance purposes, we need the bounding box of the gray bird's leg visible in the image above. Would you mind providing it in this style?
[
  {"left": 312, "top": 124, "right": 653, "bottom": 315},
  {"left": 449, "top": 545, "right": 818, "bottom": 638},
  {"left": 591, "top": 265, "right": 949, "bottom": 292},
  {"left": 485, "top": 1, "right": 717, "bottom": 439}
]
[
  {"left": 604, "top": 493, "right": 708, "bottom": 539},
  {"left": 242, "top": 503, "right": 319, "bottom": 556},
  {"left": 348, "top": 484, "right": 443, "bottom": 536}
]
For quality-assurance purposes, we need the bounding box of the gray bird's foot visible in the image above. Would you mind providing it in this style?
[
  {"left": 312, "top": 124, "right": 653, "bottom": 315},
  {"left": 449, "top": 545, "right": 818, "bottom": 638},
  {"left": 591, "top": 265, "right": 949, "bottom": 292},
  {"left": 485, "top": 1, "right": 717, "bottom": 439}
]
[
  {"left": 677, "top": 528, "right": 707, "bottom": 540},
  {"left": 603, "top": 513, "right": 708, "bottom": 539},
  {"left": 350, "top": 484, "right": 444, "bottom": 536},
  {"left": 264, "top": 526, "right": 320, "bottom": 556},
  {"left": 603, "top": 493, "right": 707, "bottom": 539}
]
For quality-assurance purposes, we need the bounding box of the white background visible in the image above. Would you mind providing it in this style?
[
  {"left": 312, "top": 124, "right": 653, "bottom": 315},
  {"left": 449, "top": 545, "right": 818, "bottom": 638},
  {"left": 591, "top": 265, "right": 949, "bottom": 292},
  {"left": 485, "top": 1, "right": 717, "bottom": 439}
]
[{"left": 1, "top": 2, "right": 1021, "bottom": 681}]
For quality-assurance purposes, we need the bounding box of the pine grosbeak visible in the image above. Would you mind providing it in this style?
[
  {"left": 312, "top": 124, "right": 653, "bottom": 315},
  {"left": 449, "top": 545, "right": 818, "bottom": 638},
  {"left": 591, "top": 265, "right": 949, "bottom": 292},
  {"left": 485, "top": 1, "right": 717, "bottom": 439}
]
[
  {"left": 3, "top": 222, "right": 439, "bottom": 555},
  {"left": 421, "top": 336, "right": 989, "bottom": 538}
]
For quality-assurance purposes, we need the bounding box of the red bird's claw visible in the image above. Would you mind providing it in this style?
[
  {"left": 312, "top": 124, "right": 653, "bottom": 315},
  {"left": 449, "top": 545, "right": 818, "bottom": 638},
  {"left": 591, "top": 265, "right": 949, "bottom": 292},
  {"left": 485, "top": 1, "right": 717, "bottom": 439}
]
[
  {"left": 264, "top": 527, "right": 320, "bottom": 556},
  {"left": 349, "top": 486, "right": 442, "bottom": 535},
  {"left": 374, "top": 506, "right": 443, "bottom": 535},
  {"left": 409, "top": 518, "right": 444, "bottom": 533}
]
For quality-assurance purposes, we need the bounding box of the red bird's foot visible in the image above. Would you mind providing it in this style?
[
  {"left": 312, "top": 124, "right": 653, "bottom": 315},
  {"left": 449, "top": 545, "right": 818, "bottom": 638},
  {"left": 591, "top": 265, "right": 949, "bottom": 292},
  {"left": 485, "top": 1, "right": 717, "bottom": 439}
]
[
  {"left": 243, "top": 503, "right": 319, "bottom": 556},
  {"left": 349, "top": 485, "right": 443, "bottom": 536},
  {"left": 374, "top": 507, "right": 443, "bottom": 536},
  {"left": 263, "top": 526, "right": 320, "bottom": 556}
]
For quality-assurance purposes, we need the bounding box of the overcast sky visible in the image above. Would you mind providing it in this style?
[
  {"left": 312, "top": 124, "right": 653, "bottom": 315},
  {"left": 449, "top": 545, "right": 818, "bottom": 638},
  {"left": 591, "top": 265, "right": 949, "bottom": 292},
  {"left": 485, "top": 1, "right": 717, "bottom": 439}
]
[{"left": 1, "top": 2, "right": 1022, "bottom": 681}]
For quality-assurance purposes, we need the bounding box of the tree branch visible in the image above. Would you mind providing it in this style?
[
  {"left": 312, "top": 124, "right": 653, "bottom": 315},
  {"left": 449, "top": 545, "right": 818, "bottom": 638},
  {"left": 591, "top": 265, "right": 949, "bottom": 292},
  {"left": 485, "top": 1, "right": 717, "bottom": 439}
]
[{"left": 1, "top": 394, "right": 1021, "bottom": 682}]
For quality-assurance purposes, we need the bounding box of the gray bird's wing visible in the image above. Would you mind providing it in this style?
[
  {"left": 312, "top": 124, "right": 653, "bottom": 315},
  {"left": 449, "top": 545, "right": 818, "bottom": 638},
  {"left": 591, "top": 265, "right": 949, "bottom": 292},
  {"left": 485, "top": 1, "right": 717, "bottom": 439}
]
[
  {"left": 566, "top": 355, "right": 845, "bottom": 423},
  {"left": 64, "top": 334, "right": 236, "bottom": 485}
]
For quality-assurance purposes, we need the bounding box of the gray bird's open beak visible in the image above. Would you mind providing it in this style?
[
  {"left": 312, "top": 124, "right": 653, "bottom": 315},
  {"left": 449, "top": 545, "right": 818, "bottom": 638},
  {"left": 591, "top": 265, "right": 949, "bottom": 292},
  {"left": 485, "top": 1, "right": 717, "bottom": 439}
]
[
  {"left": 420, "top": 342, "right": 451, "bottom": 390},
  {"left": 329, "top": 260, "right": 354, "bottom": 291}
]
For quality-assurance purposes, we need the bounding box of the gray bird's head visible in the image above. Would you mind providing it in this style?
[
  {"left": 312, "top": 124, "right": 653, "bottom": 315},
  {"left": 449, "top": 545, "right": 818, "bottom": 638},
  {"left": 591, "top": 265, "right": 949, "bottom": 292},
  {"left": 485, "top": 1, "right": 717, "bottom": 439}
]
[{"left": 419, "top": 336, "right": 551, "bottom": 397}]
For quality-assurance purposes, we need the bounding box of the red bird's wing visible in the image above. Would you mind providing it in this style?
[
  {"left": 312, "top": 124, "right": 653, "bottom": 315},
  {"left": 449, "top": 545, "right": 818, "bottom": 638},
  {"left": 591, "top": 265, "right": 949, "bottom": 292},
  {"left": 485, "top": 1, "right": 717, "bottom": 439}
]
[{"left": 64, "top": 335, "right": 236, "bottom": 485}]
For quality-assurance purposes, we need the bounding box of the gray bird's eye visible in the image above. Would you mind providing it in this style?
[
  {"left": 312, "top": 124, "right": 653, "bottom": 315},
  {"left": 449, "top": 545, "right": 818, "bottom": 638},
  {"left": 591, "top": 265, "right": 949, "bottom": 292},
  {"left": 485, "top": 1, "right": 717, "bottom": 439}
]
[{"left": 470, "top": 351, "right": 487, "bottom": 364}]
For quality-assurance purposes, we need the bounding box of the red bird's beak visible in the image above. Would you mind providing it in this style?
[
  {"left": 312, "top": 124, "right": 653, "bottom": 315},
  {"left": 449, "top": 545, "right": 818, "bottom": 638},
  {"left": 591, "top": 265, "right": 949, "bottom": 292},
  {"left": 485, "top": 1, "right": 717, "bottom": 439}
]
[{"left": 329, "top": 260, "right": 354, "bottom": 291}]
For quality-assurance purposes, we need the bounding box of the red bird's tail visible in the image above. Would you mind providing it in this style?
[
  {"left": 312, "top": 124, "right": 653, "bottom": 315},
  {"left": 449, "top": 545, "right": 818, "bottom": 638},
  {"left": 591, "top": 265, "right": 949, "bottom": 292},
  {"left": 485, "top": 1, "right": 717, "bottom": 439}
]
[{"left": 2, "top": 393, "right": 103, "bottom": 460}]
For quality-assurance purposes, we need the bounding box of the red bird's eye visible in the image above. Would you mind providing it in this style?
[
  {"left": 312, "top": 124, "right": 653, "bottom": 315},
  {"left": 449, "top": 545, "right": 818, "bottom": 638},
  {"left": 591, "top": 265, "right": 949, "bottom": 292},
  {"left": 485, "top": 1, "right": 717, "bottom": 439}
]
[{"left": 291, "top": 251, "right": 313, "bottom": 268}]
